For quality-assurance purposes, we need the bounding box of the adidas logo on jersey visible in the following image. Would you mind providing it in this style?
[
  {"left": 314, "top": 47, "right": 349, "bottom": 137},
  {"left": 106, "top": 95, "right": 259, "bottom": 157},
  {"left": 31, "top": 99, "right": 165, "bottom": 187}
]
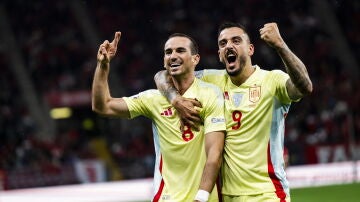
[{"left": 160, "top": 108, "right": 173, "bottom": 116}]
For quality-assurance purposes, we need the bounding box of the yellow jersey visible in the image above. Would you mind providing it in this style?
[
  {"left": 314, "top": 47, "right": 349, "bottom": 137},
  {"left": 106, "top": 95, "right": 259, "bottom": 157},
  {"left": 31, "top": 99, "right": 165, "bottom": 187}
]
[
  {"left": 196, "top": 65, "right": 295, "bottom": 199},
  {"left": 123, "top": 78, "right": 226, "bottom": 201}
]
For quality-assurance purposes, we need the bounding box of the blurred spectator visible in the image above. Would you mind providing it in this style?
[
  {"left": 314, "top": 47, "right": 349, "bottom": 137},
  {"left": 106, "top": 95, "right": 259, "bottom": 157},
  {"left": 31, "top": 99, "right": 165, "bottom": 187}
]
[{"left": 0, "top": 0, "right": 359, "bottom": 189}]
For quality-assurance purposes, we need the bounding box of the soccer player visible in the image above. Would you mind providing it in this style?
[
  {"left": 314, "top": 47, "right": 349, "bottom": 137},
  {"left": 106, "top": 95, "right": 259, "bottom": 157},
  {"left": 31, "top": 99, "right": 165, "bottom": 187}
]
[
  {"left": 155, "top": 22, "right": 313, "bottom": 201},
  {"left": 92, "top": 31, "right": 226, "bottom": 201}
]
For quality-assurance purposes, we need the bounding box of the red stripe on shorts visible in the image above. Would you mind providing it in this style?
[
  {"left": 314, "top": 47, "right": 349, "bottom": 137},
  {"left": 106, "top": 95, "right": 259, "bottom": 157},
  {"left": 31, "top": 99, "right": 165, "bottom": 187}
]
[
  {"left": 267, "top": 143, "right": 287, "bottom": 202},
  {"left": 153, "top": 156, "right": 164, "bottom": 202}
]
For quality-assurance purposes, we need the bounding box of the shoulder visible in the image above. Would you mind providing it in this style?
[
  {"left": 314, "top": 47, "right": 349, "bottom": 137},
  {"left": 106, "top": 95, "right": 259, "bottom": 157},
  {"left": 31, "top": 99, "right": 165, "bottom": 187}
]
[
  {"left": 269, "top": 69, "right": 288, "bottom": 76},
  {"left": 138, "top": 89, "right": 162, "bottom": 96},
  {"left": 126, "top": 89, "right": 163, "bottom": 101},
  {"left": 268, "top": 69, "right": 290, "bottom": 83},
  {"left": 255, "top": 65, "right": 288, "bottom": 80},
  {"left": 196, "top": 69, "right": 228, "bottom": 86},
  {"left": 124, "top": 89, "right": 168, "bottom": 113},
  {"left": 195, "top": 69, "right": 227, "bottom": 78},
  {"left": 197, "top": 79, "right": 222, "bottom": 94}
]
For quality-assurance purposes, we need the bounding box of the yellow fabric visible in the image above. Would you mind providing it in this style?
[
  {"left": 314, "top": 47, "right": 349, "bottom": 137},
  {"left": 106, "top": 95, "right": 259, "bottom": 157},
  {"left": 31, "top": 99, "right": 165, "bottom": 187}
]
[
  {"left": 198, "top": 66, "right": 293, "bottom": 196},
  {"left": 123, "top": 78, "right": 226, "bottom": 201},
  {"left": 223, "top": 192, "right": 291, "bottom": 202}
]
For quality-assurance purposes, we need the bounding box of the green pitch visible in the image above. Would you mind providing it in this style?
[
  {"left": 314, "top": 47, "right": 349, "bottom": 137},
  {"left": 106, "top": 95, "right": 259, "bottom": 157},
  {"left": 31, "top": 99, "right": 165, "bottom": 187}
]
[
  {"left": 291, "top": 183, "right": 360, "bottom": 202},
  {"left": 138, "top": 183, "right": 360, "bottom": 202}
]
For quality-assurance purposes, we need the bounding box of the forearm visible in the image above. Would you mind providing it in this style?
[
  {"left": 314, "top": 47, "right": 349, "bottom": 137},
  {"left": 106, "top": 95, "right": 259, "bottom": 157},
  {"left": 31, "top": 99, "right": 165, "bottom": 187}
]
[
  {"left": 199, "top": 133, "right": 223, "bottom": 193},
  {"left": 198, "top": 153, "right": 222, "bottom": 192},
  {"left": 276, "top": 43, "right": 313, "bottom": 96},
  {"left": 92, "top": 62, "right": 112, "bottom": 113},
  {"left": 154, "top": 70, "right": 202, "bottom": 129},
  {"left": 197, "top": 131, "right": 224, "bottom": 198},
  {"left": 154, "top": 70, "right": 179, "bottom": 104}
]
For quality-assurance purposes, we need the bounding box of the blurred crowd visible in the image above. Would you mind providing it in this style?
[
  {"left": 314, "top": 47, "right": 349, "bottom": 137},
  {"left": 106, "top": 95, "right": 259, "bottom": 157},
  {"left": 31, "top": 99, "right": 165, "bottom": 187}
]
[{"left": 0, "top": 0, "right": 359, "bottom": 189}]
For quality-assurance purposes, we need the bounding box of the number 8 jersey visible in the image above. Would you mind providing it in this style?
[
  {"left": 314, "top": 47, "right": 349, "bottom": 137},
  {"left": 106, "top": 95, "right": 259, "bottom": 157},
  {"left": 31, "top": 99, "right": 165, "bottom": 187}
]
[
  {"left": 123, "top": 78, "right": 226, "bottom": 201},
  {"left": 196, "top": 65, "right": 297, "bottom": 199}
]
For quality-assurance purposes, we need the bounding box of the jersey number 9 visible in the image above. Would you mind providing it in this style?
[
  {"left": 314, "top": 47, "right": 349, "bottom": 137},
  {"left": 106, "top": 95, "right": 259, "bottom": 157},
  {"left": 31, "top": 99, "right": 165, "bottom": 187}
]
[{"left": 232, "top": 110, "right": 242, "bottom": 130}]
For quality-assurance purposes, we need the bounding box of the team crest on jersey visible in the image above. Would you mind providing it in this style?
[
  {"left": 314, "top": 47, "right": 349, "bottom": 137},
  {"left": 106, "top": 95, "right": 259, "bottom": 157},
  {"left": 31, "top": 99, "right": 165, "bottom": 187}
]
[
  {"left": 249, "top": 86, "right": 261, "bottom": 103},
  {"left": 232, "top": 93, "right": 243, "bottom": 107}
]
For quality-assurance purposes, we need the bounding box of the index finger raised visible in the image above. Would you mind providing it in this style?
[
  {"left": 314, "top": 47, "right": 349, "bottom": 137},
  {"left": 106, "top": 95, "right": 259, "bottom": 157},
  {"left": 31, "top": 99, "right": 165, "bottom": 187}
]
[{"left": 112, "top": 31, "right": 121, "bottom": 46}]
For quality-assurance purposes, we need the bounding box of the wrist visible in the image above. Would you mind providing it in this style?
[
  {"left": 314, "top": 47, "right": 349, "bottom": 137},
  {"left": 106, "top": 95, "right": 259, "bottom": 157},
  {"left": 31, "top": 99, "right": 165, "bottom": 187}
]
[
  {"left": 98, "top": 61, "right": 110, "bottom": 69},
  {"left": 170, "top": 92, "right": 181, "bottom": 106},
  {"left": 194, "top": 190, "right": 209, "bottom": 202},
  {"left": 275, "top": 41, "right": 287, "bottom": 52}
]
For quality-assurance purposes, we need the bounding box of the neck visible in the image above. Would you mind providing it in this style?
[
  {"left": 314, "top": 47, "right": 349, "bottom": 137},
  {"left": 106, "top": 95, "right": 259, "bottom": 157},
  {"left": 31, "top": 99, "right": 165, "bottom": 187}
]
[
  {"left": 172, "top": 74, "right": 195, "bottom": 95},
  {"left": 230, "top": 64, "right": 255, "bottom": 86}
]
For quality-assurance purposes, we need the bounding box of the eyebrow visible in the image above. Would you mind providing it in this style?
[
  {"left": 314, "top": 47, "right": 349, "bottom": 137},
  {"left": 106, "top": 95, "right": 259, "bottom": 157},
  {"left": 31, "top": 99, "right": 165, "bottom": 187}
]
[
  {"left": 164, "top": 47, "right": 187, "bottom": 52},
  {"left": 219, "top": 35, "right": 242, "bottom": 41}
]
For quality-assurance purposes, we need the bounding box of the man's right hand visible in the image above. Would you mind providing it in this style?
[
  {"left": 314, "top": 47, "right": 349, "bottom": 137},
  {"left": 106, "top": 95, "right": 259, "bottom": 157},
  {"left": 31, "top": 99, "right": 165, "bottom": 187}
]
[
  {"left": 97, "top": 31, "right": 121, "bottom": 65},
  {"left": 172, "top": 95, "right": 203, "bottom": 131}
]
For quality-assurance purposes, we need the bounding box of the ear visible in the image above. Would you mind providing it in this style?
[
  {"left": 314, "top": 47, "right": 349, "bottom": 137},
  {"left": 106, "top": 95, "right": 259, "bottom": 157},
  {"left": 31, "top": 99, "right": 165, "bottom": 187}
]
[
  {"left": 163, "top": 57, "right": 167, "bottom": 69},
  {"left": 248, "top": 44, "right": 254, "bottom": 56},
  {"left": 218, "top": 49, "right": 223, "bottom": 63},
  {"left": 192, "top": 54, "right": 200, "bottom": 66}
]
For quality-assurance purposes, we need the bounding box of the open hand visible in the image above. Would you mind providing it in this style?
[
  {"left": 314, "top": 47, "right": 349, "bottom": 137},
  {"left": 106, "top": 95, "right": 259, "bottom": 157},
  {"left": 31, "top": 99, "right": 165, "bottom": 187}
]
[{"left": 173, "top": 96, "right": 203, "bottom": 131}]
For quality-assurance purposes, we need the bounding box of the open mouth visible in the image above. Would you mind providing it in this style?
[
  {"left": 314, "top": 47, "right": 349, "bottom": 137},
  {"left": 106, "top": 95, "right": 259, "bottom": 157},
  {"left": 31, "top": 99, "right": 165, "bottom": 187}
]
[
  {"left": 170, "top": 63, "right": 181, "bottom": 68},
  {"left": 227, "top": 55, "right": 236, "bottom": 63},
  {"left": 226, "top": 51, "right": 237, "bottom": 64}
]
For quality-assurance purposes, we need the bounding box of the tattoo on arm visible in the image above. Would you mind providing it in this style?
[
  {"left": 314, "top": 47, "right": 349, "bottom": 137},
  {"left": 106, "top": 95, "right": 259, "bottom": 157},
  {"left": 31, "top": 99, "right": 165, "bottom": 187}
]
[
  {"left": 155, "top": 70, "right": 179, "bottom": 103},
  {"left": 164, "top": 84, "right": 179, "bottom": 103},
  {"left": 277, "top": 44, "right": 313, "bottom": 99}
]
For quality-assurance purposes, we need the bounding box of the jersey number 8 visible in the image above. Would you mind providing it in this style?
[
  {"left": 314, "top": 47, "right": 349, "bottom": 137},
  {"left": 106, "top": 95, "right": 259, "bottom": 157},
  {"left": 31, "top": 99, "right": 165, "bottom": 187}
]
[{"left": 182, "top": 124, "right": 194, "bottom": 141}]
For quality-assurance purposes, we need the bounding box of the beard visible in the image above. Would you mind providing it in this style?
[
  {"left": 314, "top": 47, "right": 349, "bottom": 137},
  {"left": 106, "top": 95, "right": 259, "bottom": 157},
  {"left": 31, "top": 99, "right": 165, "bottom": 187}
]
[{"left": 225, "top": 54, "right": 247, "bottom": 76}]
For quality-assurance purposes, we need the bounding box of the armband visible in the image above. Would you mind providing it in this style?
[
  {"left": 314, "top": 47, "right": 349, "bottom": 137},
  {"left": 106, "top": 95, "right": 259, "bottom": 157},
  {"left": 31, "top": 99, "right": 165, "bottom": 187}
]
[{"left": 194, "top": 189, "right": 210, "bottom": 202}]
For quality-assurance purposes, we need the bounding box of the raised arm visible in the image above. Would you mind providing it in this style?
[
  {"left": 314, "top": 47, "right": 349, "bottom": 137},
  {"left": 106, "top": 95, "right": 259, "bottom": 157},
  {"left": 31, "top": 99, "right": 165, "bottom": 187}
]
[
  {"left": 195, "top": 131, "right": 225, "bottom": 202},
  {"left": 154, "top": 70, "right": 202, "bottom": 130},
  {"left": 92, "top": 32, "right": 130, "bottom": 118},
  {"left": 260, "top": 23, "right": 313, "bottom": 100}
]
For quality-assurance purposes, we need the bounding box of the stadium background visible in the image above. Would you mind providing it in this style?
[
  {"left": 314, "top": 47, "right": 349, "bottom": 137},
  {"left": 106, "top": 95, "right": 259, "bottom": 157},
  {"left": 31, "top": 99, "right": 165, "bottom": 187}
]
[{"left": 0, "top": 0, "right": 359, "bottom": 195}]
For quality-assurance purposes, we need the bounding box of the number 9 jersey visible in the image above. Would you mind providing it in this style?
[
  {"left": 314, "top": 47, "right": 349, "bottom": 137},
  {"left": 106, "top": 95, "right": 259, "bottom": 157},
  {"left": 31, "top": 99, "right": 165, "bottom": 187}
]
[{"left": 196, "top": 65, "right": 298, "bottom": 199}]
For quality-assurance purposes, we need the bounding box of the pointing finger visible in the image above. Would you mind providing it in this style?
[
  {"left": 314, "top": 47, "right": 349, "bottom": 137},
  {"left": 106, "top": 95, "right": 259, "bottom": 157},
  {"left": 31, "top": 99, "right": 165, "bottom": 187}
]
[{"left": 113, "top": 31, "right": 121, "bottom": 44}]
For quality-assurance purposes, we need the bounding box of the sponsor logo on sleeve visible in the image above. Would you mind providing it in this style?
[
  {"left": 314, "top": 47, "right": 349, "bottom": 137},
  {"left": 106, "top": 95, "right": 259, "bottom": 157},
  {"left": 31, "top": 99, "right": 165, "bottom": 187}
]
[{"left": 211, "top": 117, "right": 225, "bottom": 123}]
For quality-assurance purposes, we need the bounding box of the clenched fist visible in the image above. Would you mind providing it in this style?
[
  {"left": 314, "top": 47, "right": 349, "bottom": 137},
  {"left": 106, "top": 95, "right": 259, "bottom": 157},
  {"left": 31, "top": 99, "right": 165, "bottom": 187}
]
[{"left": 259, "top": 23, "right": 285, "bottom": 50}]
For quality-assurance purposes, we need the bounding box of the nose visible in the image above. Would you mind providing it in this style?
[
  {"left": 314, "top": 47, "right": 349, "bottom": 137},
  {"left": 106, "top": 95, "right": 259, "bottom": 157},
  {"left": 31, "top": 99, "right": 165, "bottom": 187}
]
[
  {"left": 170, "top": 51, "right": 178, "bottom": 57},
  {"left": 169, "top": 51, "right": 179, "bottom": 61},
  {"left": 225, "top": 41, "right": 234, "bottom": 49}
]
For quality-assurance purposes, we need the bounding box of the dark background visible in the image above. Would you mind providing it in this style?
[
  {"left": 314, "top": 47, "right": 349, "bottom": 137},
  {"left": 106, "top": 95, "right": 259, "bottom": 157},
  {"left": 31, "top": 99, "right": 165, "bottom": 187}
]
[{"left": 0, "top": 0, "right": 359, "bottom": 189}]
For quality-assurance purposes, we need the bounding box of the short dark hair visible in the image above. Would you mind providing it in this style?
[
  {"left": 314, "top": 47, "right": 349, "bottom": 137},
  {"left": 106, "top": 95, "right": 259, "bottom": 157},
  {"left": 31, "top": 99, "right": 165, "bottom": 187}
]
[
  {"left": 217, "top": 22, "right": 251, "bottom": 42},
  {"left": 167, "top": 33, "right": 199, "bottom": 55}
]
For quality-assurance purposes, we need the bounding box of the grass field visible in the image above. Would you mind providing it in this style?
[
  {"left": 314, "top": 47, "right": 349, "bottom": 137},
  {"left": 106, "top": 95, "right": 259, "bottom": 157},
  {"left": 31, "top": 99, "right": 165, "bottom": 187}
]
[{"left": 291, "top": 183, "right": 360, "bottom": 202}]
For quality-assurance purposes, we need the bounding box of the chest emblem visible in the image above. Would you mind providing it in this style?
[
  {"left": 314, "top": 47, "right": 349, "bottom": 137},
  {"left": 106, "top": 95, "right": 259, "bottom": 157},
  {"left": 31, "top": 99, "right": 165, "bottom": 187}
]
[
  {"left": 249, "top": 86, "right": 261, "bottom": 103},
  {"left": 232, "top": 93, "right": 243, "bottom": 107}
]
